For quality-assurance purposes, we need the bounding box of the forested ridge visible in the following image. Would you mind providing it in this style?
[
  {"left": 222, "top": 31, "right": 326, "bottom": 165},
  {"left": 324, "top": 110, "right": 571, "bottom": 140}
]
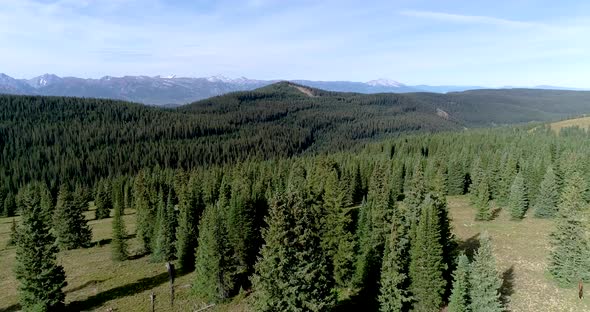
[
  {"left": 3, "top": 82, "right": 590, "bottom": 194},
  {"left": 3, "top": 82, "right": 590, "bottom": 311}
]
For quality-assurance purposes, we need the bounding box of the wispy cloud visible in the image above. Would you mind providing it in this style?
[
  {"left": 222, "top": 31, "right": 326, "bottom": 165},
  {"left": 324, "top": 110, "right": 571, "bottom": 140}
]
[
  {"left": 400, "top": 9, "right": 544, "bottom": 28},
  {"left": 0, "top": 0, "right": 589, "bottom": 87}
]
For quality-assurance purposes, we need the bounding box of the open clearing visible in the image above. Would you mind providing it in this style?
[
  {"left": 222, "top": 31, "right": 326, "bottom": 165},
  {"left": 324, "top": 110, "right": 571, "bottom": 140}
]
[
  {"left": 0, "top": 196, "right": 588, "bottom": 311},
  {"left": 549, "top": 116, "right": 590, "bottom": 132}
]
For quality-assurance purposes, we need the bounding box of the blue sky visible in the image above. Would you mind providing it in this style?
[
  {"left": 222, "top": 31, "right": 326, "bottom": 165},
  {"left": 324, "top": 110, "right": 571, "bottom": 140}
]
[{"left": 1, "top": 0, "right": 589, "bottom": 87}]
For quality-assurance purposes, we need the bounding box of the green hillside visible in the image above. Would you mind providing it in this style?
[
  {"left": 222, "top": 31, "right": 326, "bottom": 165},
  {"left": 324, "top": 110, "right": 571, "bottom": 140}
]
[{"left": 2, "top": 82, "right": 590, "bottom": 192}]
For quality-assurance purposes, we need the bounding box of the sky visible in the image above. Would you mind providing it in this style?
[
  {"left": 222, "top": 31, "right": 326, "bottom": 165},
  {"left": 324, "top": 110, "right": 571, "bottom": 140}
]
[{"left": 0, "top": 0, "right": 589, "bottom": 87}]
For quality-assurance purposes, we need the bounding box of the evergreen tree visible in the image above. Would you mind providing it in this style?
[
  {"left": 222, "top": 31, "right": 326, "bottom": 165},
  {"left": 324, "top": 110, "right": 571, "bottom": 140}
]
[
  {"left": 193, "top": 203, "right": 236, "bottom": 302},
  {"left": 549, "top": 172, "right": 590, "bottom": 284},
  {"left": 252, "top": 190, "right": 336, "bottom": 312},
  {"left": 404, "top": 163, "right": 426, "bottom": 211},
  {"left": 430, "top": 193, "right": 458, "bottom": 296},
  {"left": 508, "top": 172, "right": 529, "bottom": 220},
  {"left": 111, "top": 190, "right": 128, "bottom": 261},
  {"left": 3, "top": 192, "right": 16, "bottom": 217},
  {"left": 468, "top": 158, "right": 483, "bottom": 204},
  {"left": 409, "top": 195, "right": 446, "bottom": 312},
  {"left": 534, "top": 166, "right": 559, "bottom": 218},
  {"left": 226, "top": 172, "right": 258, "bottom": 290},
  {"left": 448, "top": 254, "right": 470, "bottom": 312},
  {"left": 152, "top": 191, "right": 177, "bottom": 262},
  {"left": 469, "top": 232, "right": 503, "bottom": 312},
  {"left": 53, "top": 184, "right": 92, "bottom": 250},
  {"left": 497, "top": 154, "right": 518, "bottom": 206},
  {"left": 352, "top": 164, "right": 365, "bottom": 205},
  {"left": 7, "top": 218, "right": 17, "bottom": 247},
  {"left": 134, "top": 172, "right": 155, "bottom": 253},
  {"left": 447, "top": 158, "right": 466, "bottom": 196},
  {"left": 176, "top": 176, "right": 205, "bottom": 272},
  {"left": 508, "top": 171, "right": 528, "bottom": 220},
  {"left": 431, "top": 167, "right": 448, "bottom": 196},
  {"left": 14, "top": 185, "right": 67, "bottom": 311},
  {"left": 354, "top": 163, "right": 393, "bottom": 302},
  {"left": 322, "top": 170, "right": 355, "bottom": 288},
  {"left": 378, "top": 205, "right": 410, "bottom": 312},
  {"left": 94, "top": 181, "right": 111, "bottom": 219},
  {"left": 474, "top": 173, "right": 492, "bottom": 221},
  {"left": 39, "top": 183, "right": 54, "bottom": 225}
]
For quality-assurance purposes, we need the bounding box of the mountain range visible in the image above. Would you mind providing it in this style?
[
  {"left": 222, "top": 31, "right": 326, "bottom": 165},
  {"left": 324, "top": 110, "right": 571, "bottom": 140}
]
[{"left": 0, "top": 73, "right": 586, "bottom": 106}]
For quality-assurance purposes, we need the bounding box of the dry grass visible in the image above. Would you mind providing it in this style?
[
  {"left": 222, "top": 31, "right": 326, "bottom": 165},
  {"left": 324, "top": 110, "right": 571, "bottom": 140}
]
[
  {"left": 0, "top": 209, "right": 246, "bottom": 312},
  {"left": 0, "top": 196, "right": 587, "bottom": 311},
  {"left": 549, "top": 116, "right": 590, "bottom": 132},
  {"left": 449, "top": 196, "right": 589, "bottom": 312}
]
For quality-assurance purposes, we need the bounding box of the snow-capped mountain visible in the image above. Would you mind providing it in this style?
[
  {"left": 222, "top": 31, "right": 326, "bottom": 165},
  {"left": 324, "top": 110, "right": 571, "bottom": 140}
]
[
  {"left": 1, "top": 73, "right": 584, "bottom": 105},
  {"left": 27, "top": 74, "right": 62, "bottom": 88},
  {"left": 366, "top": 78, "right": 405, "bottom": 88}
]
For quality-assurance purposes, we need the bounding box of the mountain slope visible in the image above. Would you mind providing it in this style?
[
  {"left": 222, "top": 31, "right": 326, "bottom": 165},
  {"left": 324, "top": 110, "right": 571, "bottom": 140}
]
[
  {"left": 3, "top": 81, "right": 590, "bottom": 190},
  {"left": 406, "top": 88, "right": 590, "bottom": 126},
  {"left": 0, "top": 82, "right": 458, "bottom": 189},
  {"left": 10, "top": 73, "right": 582, "bottom": 105}
]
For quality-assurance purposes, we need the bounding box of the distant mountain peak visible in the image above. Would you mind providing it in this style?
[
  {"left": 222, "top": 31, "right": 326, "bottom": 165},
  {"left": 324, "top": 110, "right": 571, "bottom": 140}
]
[
  {"left": 366, "top": 78, "right": 405, "bottom": 87},
  {"left": 206, "top": 75, "right": 233, "bottom": 83},
  {"left": 27, "top": 73, "right": 62, "bottom": 88}
]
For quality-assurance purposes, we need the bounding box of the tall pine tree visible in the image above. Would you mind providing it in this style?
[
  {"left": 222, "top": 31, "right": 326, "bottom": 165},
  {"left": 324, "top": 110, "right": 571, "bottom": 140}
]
[
  {"left": 152, "top": 190, "right": 177, "bottom": 262},
  {"left": 534, "top": 166, "right": 559, "bottom": 218},
  {"left": 469, "top": 232, "right": 503, "bottom": 312},
  {"left": 409, "top": 195, "right": 446, "bottom": 312},
  {"left": 134, "top": 171, "right": 155, "bottom": 253},
  {"left": 3, "top": 192, "right": 16, "bottom": 217},
  {"left": 111, "top": 186, "right": 128, "bottom": 262},
  {"left": 94, "top": 180, "right": 112, "bottom": 220},
  {"left": 549, "top": 172, "right": 590, "bottom": 284},
  {"left": 508, "top": 171, "right": 528, "bottom": 220},
  {"left": 176, "top": 175, "right": 205, "bottom": 272},
  {"left": 448, "top": 253, "right": 470, "bottom": 312},
  {"left": 378, "top": 204, "right": 410, "bottom": 312},
  {"left": 14, "top": 185, "right": 67, "bottom": 311},
  {"left": 322, "top": 169, "right": 355, "bottom": 288},
  {"left": 474, "top": 172, "right": 493, "bottom": 221},
  {"left": 53, "top": 184, "right": 92, "bottom": 250},
  {"left": 252, "top": 189, "right": 335, "bottom": 311},
  {"left": 193, "top": 203, "right": 237, "bottom": 302}
]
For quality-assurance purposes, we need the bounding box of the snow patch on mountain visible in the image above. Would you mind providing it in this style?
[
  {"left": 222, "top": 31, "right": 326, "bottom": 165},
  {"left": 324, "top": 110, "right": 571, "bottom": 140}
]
[{"left": 366, "top": 78, "right": 405, "bottom": 87}]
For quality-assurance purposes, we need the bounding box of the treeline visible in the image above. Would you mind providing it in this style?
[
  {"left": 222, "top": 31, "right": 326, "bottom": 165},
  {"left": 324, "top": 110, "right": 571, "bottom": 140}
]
[
  {"left": 0, "top": 86, "right": 461, "bottom": 194},
  {"left": 5, "top": 84, "right": 590, "bottom": 196}
]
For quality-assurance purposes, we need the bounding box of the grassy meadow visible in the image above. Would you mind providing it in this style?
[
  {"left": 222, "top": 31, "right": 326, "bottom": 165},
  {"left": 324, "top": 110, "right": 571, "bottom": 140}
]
[
  {"left": 0, "top": 196, "right": 587, "bottom": 311},
  {"left": 549, "top": 116, "right": 590, "bottom": 132}
]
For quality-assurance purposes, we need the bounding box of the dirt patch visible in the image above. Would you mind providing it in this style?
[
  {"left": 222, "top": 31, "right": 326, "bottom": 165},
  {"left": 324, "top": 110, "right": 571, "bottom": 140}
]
[{"left": 294, "top": 85, "right": 315, "bottom": 97}]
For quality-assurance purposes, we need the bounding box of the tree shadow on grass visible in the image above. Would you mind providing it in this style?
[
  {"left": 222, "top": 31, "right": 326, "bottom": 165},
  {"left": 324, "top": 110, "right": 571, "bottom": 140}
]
[
  {"left": 500, "top": 265, "right": 515, "bottom": 309},
  {"left": 459, "top": 233, "right": 480, "bottom": 261},
  {"left": 65, "top": 279, "right": 109, "bottom": 294},
  {"left": 491, "top": 207, "right": 502, "bottom": 220},
  {"left": 67, "top": 269, "right": 189, "bottom": 311},
  {"left": 94, "top": 234, "right": 136, "bottom": 247},
  {"left": 333, "top": 289, "right": 379, "bottom": 312},
  {"left": 0, "top": 304, "right": 20, "bottom": 312}
]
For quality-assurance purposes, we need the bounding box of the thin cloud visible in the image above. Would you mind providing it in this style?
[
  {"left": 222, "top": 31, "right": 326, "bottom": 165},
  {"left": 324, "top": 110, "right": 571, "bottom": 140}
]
[{"left": 400, "top": 9, "right": 542, "bottom": 28}]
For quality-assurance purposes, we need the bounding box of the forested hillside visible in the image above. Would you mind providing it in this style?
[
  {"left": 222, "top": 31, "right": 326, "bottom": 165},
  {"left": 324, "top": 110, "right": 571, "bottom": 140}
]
[
  {"left": 3, "top": 82, "right": 590, "bottom": 195},
  {"left": 0, "top": 83, "right": 459, "bottom": 192},
  {"left": 407, "top": 88, "right": 590, "bottom": 125},
  {"left": 3, "top": 121, "right": 590, "bottom": 311},
  {"left": 1, "top": 82, "right": 590, "bottom": 311}
]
